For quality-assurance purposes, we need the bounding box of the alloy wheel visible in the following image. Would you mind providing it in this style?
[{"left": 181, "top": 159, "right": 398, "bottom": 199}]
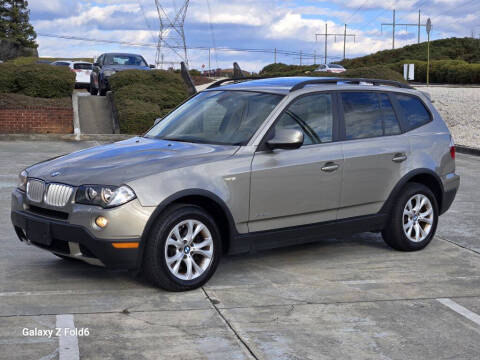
[
  {"left": 402, "top": 194, "right": 434, "bottom": 243},
  {"left": 164, "top": 219, "right": 214, "bottom": 280}
]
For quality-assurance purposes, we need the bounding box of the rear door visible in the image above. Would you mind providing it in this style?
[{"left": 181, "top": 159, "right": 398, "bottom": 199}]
[
  {"left": 249, "top": 92, "right": 343, "bottom": 232},
  {"left": 338, "top": 91, "right": 411, "bottom": 219}
]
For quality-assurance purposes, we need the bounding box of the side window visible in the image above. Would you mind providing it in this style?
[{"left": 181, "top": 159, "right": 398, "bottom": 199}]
[
  {"left": 395, "top": 94, "right": 431, "bottom": 130},
  {"left": 274, "top": 93, "right": 334, "bottom": 146},
  {"left": 379, "top": 94, "right": 401, "bottom": 135},
  {"left": 341, "top": 92, "right": 402, "bottom": 140},
  {"left": 341, "top": 92, "right": 383, "bottom": 139}
]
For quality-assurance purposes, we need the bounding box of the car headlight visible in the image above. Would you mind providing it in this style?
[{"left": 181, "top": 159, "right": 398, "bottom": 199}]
[
  {"left": 18, "top": 170, "right": 28, "bottom": 191},
  {"left": 103, "top": 70, "right": 116, "bottom": 77},
  {"left": 75, "top": 185, "right": 136, "bottom": 208}
]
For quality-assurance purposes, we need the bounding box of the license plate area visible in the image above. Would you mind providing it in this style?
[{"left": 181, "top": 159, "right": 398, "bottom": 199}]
[{"left": 26, "top": 220, "right": 51, "bottom": 246}]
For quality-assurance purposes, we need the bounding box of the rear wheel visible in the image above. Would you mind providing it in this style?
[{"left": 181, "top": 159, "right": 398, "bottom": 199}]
[
  {"left": 143, "top": 204, "right": 221, "bottom": 291},
  {"left": 382, "top": 183, "right": 438, "bottom": 251}
]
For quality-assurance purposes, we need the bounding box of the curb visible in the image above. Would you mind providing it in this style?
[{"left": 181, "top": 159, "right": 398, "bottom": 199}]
[
  {"left": 456, "top": 145, "right": 480, "bottom": 156},
  {"left": 0, "top": 133, "right": 134, "bottom": 142}
]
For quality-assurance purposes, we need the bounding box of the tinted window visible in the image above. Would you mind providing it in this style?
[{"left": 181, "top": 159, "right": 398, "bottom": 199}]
[
  {"left": 74, "top": 63, "right": 92, "bottom": 70},
  {"left": 274, "top": 93, "right": 334, "bottom": 145},
  {"left": 52, "top": 62, "right": 70, "bottom": 66},
  {"left": 342, "top": 92, "right": 383, "bottom": 139},
  {"left": 396, "top": 94, "right": 431, "bottom": 130},
  {"left": 341, "top": 92, "right": 402, "bottom": 139},
  {"left": 379, "top": 94, "right": 401, "bottom": 135}
]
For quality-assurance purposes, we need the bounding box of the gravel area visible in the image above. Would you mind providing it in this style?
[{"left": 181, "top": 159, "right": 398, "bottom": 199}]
[{"left": 416, "top": 86, "right": 480, "bottom": 148}]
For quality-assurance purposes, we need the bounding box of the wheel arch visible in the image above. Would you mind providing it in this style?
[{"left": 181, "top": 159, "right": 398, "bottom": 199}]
[
  {"left": 381, "top": 168, "right": 444, "bottom": 216},
  {"left": 137, "top": 189, "right": 238, "bottom": 268}
]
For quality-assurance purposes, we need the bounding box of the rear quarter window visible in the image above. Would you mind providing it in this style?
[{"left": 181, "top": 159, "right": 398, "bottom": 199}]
[
  {"left": 395, "top": 94, "right": 432, "bottom": 131},
  {"left": 74, "top": 63, "right": 93, "bottom": 70}
]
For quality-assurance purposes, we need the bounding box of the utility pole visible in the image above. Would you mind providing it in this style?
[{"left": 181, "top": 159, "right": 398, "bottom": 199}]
[
  {"left": 300, "top": 51, "right": 302, "bottom": 66},
  {"left": 426, "top": 18, "right": 432, "bottom": 86},
  {"left": 382, "top": 9, "right": 427, "bottom": 49},
  {"left": 274, "top": 48, "right": 277, "bottom": 64},
  {"left": 315, "top": 23, "right": 357, "bottom": 63},
  {"left": 208, "top": 48, "right": 211, "bottom": 77}
]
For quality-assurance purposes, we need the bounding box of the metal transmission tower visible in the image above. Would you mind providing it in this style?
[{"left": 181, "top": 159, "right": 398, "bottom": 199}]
[{"left": 154, "top": 0, "right": 190, "bottom": 68}]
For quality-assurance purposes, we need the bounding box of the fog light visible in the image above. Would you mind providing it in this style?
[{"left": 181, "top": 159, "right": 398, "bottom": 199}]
[{"left": 95, "top": 216, "right": 108, "bottom": 228}]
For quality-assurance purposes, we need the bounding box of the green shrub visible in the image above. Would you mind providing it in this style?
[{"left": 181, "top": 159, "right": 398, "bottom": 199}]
[
  {"left": 109, "top": 70, "right": 189, "bottom": 134},
  {"left": 337, "top": 65, "right": 406, "bottom": 83},
  {"left": 260, "top": 63, "right": 318, "bottom": 77},
  {"left": 0, "top": 63, "right": 17, "bottom": 92},
  {"left": 0, "top": 63, "right": 75, "bottom": 97},
  {"left": 259, "top": 63, "right": 406, "bottom": 83}
]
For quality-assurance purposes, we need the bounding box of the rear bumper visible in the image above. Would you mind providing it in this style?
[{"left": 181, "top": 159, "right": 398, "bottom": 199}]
[
  {"left": 11, "top": 210, "right": 141, "bottom": 270},
  {"left": 440, "top": 173, "right": 460, "bottom": 215}
]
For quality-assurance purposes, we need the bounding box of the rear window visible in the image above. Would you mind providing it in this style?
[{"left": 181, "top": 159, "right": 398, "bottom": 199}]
[
  {"left": 341, "top": 92, "right": 402, "bottom": 140},
  {"left": 395, "top": 94, "right": 431, "bottom": 130},
  {"left": 74, "top": 63, "right": 92, "bottom": 70}
]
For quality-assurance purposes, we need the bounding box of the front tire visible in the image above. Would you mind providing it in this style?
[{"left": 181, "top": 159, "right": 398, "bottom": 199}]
[
  {"left": 143, "top": 204, "right": 221, "bottom": 291},
  {"left": 382, "top": 183, "right": 438, "bottom": 251},
  {"left": 89, "top": 80, "right": 98, "bottom": 95}
]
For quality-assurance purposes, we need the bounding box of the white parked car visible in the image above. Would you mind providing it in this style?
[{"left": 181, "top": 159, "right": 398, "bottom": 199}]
[
  {"left": 315, "top": 63, "right": 346, "bottom": 73},
  {"left": 51, "top": 60, "right": 93, "bottom": 88}
]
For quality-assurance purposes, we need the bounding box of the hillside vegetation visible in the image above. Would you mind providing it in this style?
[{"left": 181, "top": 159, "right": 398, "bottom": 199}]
[
  {"left": 339, "top": 37, "right": 480, "bottom": 68},
  {"left": 260, "top": 63, "right": 406, "bottom": 83}
]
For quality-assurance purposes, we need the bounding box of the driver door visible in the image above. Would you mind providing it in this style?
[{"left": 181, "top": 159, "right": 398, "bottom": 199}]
[{"left": 249, "top": 92, "right": 343, "bottom": 232}]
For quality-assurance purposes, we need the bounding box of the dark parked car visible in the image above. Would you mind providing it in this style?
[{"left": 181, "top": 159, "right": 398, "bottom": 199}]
[{"left": 90, "top": 53, "right": 154, "bottom": 96}]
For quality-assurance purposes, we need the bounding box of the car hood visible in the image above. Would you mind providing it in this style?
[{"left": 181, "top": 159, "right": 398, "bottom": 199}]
[
  {"left": 26, "top": 137, "right": 239, "bottom": 186},
  {"left": 103, "top": 65, "right": 150, "bottom": 72}
]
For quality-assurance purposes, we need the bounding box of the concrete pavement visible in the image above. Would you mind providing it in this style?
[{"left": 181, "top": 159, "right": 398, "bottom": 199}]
[{"left": 0, "top": 140, "right": 479, "bottom": 359}]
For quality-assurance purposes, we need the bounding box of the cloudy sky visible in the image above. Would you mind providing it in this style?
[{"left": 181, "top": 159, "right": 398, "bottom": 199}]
[{"left": 28, "top": 0, "right": 480, "bottom": 71}]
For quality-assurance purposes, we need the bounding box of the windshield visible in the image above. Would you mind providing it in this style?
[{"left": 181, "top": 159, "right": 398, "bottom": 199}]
[
  {"left": 145, "top": 91, "right": 283, "bottom": 145},
  {"left": 104, "top": 54, "right": 147, "bottom": 66},
  {"left": 328, "top": 64, "right": 344, "bottom": 69}
]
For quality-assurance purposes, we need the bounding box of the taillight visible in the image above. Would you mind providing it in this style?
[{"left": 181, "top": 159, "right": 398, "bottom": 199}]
[{"left": 449, "top": 137, "right": 455, "bottom": 159}]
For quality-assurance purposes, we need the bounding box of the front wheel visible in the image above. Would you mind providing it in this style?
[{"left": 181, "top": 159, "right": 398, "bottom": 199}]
[
  {"left": 89, "top": 80, "right": 98, "bottom": 95},
  {"left": 143, "top": 204, "right": 221, "bottom": 291},
  {"left": 382, "top": 183, "right": 438, "bottom": 251}
]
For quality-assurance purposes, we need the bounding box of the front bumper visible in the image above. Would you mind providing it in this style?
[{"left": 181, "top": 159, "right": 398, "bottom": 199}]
[
  {"left": 11, "top": 188, "right": 154, "bottom": 269},
  {"left": 12, "top": 210, "right": 140, "bottom": 269}
]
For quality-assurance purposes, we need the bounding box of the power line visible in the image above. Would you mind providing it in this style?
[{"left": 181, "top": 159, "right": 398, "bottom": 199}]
[{"left": 36, "top": 32, "right": 323, "bottom": 59}]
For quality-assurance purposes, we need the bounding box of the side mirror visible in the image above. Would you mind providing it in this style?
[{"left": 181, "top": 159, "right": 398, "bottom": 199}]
[
  {"left": 93, "top": 62, "right": 100, "bottom": 67},
  {"left": 149, "top": 64, "right": 156, "bottom": 69},
  {"left": 266, "top": 129, "right": 303, "bottom": 150},
  {"left": 154, "top": 117, "right": 162, "bottom": 125}
]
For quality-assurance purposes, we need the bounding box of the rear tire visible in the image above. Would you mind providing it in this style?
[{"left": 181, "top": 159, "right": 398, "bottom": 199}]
[
  {"left": 382, "top": 183, "right": 438, "bottom": 251},
  {"left": 143, "top": 204, "right": 222, "bottom": 291}
]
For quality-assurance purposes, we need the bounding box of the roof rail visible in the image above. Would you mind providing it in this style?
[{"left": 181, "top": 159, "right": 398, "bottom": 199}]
[
  {"left": 206, "top": 77, "right": 263, "bottom": 89},
  {"left": 290, "top": 78, "right": 413, "bottom": 92}
]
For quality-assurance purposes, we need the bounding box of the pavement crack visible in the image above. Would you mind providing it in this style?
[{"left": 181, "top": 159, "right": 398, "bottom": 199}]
[
  {"left": 437, "top": 236, "right": 480, "bottom": 255},
  {"left": 202, "top": 287, "right": 260, "bottom": 360}
]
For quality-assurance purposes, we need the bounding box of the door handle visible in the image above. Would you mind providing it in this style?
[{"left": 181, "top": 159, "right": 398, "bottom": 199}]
[
  {"left": 392, "top": 153, "right": 407, "bottom": 163},
  {"left": 321, "top": 162, "right": 339, "bottom": 172}
]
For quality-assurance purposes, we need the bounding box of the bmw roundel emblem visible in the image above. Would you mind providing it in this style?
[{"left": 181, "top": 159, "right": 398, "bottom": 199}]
[{"left": 51, "top": 171, "right": 61, "bottom": 177}]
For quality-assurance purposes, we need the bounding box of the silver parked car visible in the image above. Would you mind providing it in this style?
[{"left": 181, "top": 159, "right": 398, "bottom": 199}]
[{"left": 11, "top": 77, "right": 460, "bottom": 291}]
